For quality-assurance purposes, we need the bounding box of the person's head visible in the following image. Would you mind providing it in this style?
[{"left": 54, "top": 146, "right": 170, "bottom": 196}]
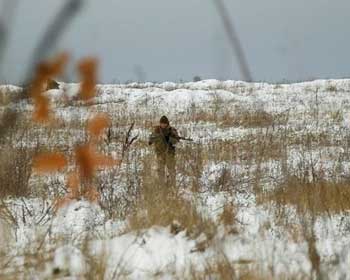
[{"left": 159, "top": 115, "right": 169, "bottom": 128}]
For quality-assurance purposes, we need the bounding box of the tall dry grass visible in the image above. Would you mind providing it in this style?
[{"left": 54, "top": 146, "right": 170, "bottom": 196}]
[{"left": 0, "top": 146, "right": 34, "bottom": 198}]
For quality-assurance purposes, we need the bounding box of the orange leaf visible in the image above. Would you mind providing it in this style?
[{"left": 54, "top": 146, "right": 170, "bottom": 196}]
[
  {"left": 54, "top": 195, "right": 73, "bottom": 212},
  {"left": 29, "top": 52, "right": 69, "bottom": 123},
  {"left": 67, "top": 171, "right": 80, "bottom": 198},
  {"left": 74, "top": 143, "right": 119, "bottom": 179},
  {"left": 78, "top": 58, "right": 98, "bottom": 101},
  {"left": 29, "top": 76, "right": 47, "bottom": 99},
  {"left": 32, "top": 94, "right": 51, "bottom": 122},
  {"left": 84, "top": 186, "right": 100, "bottom": 203},
  {"left": 49, "top": 52, "right": 69, "bottom": 76},
  {"left": 94, "top": 154, "right": 120, "bottom": 168},
  {"left": 87, "top": 113, "right": 110, "bottom": 139},
  {"left": 75, "top": 144, "right": 95, "bottom": 179},
  {"left": 33, "top": 152, "right": 67, "bottom": 173}
]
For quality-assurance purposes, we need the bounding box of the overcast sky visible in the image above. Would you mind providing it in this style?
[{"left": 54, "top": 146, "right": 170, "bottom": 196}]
[{"left": 1, "top": 0, "right": 350, "bottom": 84}]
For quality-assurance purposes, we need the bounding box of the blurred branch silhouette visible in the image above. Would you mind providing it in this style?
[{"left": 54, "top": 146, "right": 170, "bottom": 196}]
[
  {"left": 25, "top": 0, "right": 83, "bottom": 86},
  {"left": 0, "top": 0, "right": 19, "bottom": 74},
  {"left": 212, "top": 0, "right": 252, "bottom": 82},
  {"left": 0, "top": 0, "right": 84, "bottom": 141}
]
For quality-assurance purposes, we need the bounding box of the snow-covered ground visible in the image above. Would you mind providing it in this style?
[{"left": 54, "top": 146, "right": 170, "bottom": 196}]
[{"left": 1, "top": 79, "right": 350, "bottom": 279}]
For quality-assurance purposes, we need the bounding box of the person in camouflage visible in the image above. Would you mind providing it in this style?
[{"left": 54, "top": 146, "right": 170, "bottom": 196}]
[{"left": 148, "top": 116, "right": 180, "bottom": 188}]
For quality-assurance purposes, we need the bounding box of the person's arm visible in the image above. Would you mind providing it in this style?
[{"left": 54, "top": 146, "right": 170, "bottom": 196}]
[{"left": 169, "top": 128, "right": 180, "bottom": 145}]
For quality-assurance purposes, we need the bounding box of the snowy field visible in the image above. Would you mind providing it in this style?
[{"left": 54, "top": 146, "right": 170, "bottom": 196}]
[{"left": 1, "top": 79, "right": 350, "bottom": 279}]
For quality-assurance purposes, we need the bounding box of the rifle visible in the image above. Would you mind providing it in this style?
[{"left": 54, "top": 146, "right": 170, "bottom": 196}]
[{"left": 176, "top": 136, "right": 193, "bottom": 142}]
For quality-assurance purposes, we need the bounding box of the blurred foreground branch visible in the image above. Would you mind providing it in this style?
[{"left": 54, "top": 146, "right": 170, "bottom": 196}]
[
  {"left": 0, "top": 0, "right": 19, "bottom": 74},
  {"left": 212, "top": 0, "right": 252, "bottom": 82},
  {"left": 0, "top": 0, "right": 84, "bottom": 142},
  {"left": 25, "top": 0, "right": 83, "bottom": 86}
]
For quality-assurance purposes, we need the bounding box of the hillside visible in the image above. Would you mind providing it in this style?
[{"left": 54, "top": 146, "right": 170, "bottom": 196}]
[{"left": 1, "top": 79, "right": 350, "bottom": 279}]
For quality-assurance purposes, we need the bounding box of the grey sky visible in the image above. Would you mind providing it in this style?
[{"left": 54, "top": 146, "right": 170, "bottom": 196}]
[{"left": 1, "top": 0, "right": 350, "bottom": 84}]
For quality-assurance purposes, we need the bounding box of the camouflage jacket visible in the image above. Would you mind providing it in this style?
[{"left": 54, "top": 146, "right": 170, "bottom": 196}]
[{"left": 148, "top": 126, "right": 180, "bottom": 154}]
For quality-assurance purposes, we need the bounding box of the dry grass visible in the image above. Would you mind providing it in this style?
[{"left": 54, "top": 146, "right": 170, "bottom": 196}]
[
  {"left": 219, "top": 202, "right": 237, "bottom": 227},
  {"left": 0, "top": 109, "right": 19, "bottom": 143},
  {"left": 187, "top": 255, "right": 275, "bottom": 280},
  {"left": 176, "top": 144, "right": 205, "bottom": 192},
  {"left": 184, "top": 107, "right": 284, "bottom": 129},
  {"left": 288, "top": 130, "right": 345, "bottom": 148},
  {"left": 128, "top": 191, "right": 216, "bottom": 242},
  {"left": 0, "top": 146, "right": 34, "bottom": 198},
  {"left": 0, "top": 87, "right": 23, "bottom": 106},
  {"left": 258, "top": 176, "right": 350, "bottom": 216},
  {"left": 127, "top": 155, "right": 216, "bottom": 241}
]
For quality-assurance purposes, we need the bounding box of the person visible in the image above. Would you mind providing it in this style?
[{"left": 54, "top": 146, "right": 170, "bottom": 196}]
[{"left": 148, "top": 116, "right": 180, "bottom": 189}]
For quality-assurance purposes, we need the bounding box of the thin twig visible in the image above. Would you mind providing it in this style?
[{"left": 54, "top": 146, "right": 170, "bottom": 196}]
[{"left": 121, "top": 122, "right": 139, "bottom": 160}]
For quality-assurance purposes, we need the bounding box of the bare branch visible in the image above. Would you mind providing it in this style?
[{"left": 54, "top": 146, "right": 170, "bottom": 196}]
[
  {"left": 121, "top": 123, "right": 139, "bottom": 160},
  {"left": 212, "top": 0, "right": 253, "bottom": 82},
  {"left": 24, "top": 0, "right": 84, "bottom": 86},
  {"left": 0, "top": 0, "right": 19, "bottom": 76}
]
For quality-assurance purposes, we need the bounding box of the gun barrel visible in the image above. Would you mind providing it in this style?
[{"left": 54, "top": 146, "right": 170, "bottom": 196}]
[{"left": 179, "top": 137, "right": 193, "bottom": 141}]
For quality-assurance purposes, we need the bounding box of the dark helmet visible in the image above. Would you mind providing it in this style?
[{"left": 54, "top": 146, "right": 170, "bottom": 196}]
[{"left": 160, "top": 115, "right": 169, "bottom": 125}]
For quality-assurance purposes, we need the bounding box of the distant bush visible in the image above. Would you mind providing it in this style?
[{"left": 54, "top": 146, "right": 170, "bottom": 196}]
[
  {"left": 193, "top": 76, "right": 202, "bottom": 82},
  {"left": 326, "top": 85, "right": 337, "bottom": 92}
]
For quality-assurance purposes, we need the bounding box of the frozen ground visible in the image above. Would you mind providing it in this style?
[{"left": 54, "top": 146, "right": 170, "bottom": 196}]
[{"left": 1, "top": 79, "right": 350, "bottom": 279}]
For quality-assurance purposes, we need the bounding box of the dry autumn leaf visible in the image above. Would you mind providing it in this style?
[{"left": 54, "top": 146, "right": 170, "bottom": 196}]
[
  {"left": 30, "top": 53, "right": 121, "bottom": 210},
  {"left": 78, "top": 58, "right": 98, "bottom": 101},
  {"left": 87, "top": 113, "right": 111, "bottom": 139},
  {"left": 33, "top": 94, "right": 51, "bottom": 122},
  {"left": 30, "top": 52, "right": 69, "bottom": 122},
  {"left": 75, "top": 144, "right": 95, "bottom": 180},
  {"left": 54, "top": 195, "right": 73, "bottom": 212},
  {"left": 84, "top": 186, "right": 100, "bottom": 203},
  {"left": 49, "top": 52, "right": 69, "bottom": 76},
  {"left": 75, "top": 143, "right": 119, "bottom": 180},
  {"left": 94, "top": 154, "right": 121, "bottom": 168},
  {"left": 67, "top": 171, "right": 80, "bottom": 198},
  {"left": 33, "top": 152, "right": 67, "bottom": 174}
]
